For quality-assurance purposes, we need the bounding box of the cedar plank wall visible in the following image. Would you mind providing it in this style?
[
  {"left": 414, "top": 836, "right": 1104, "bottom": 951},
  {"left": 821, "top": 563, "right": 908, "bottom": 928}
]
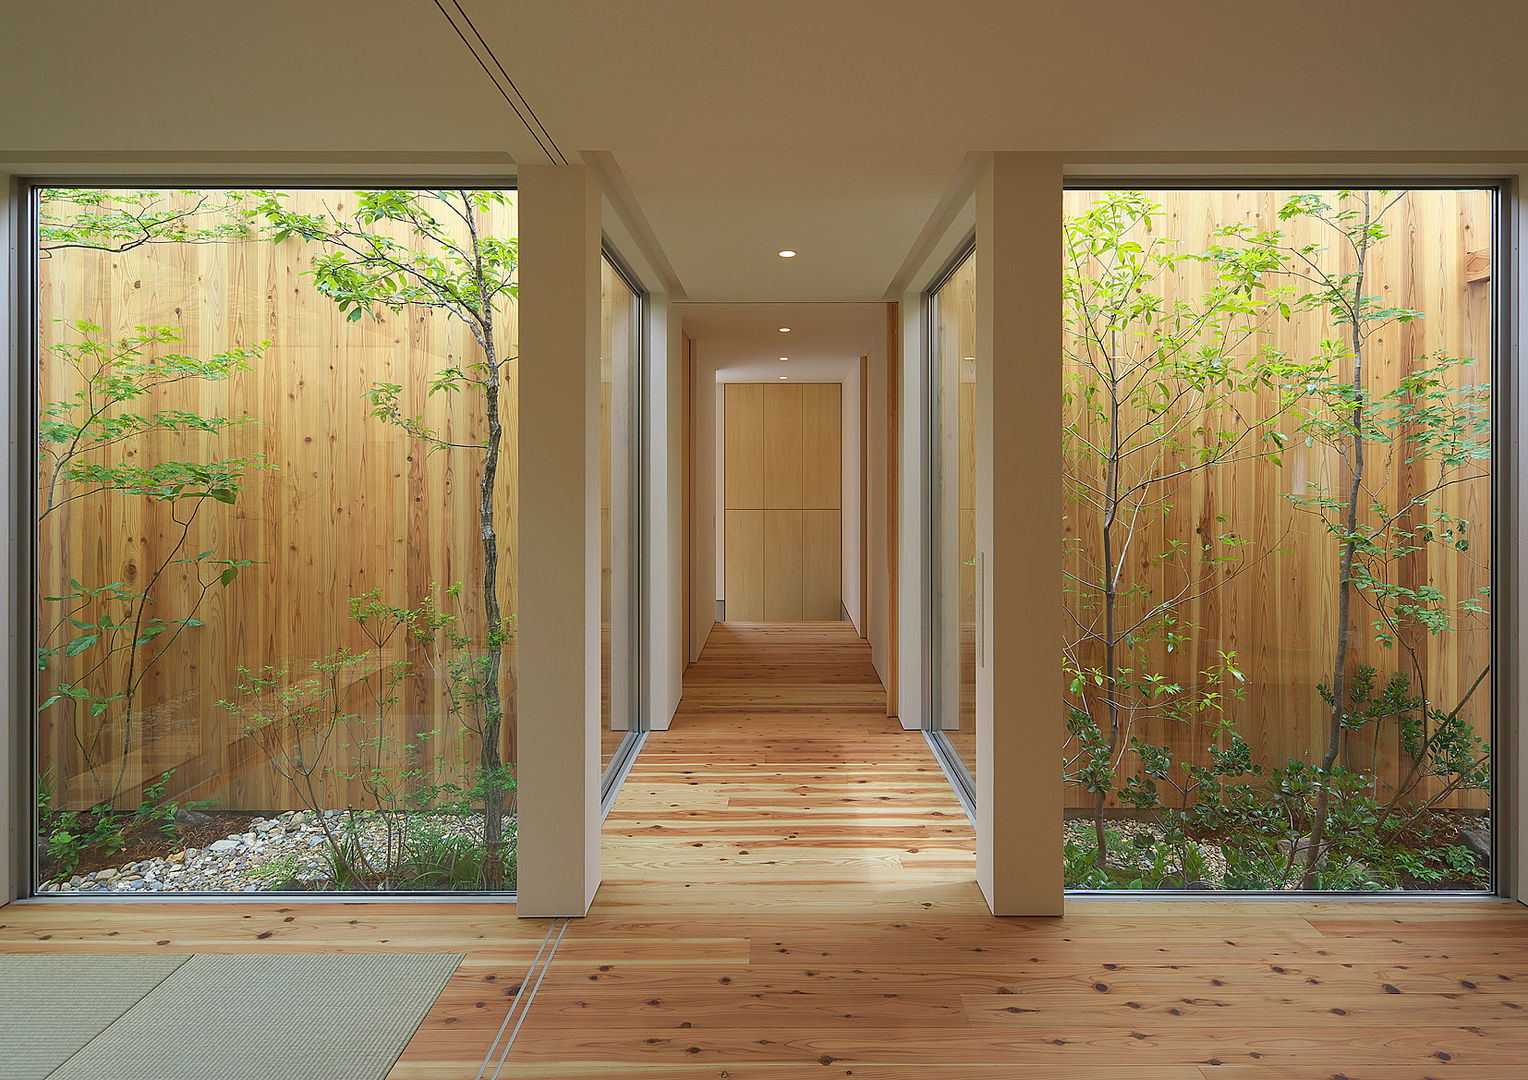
[
  {"left": 1054, "top": 189, "right": 1493, "bottom": 809},
  {"left": 37, "top": 189, "right": 521, "bottom": 811},
  {"left": 34, "top": 189, "right": 1493, "bottom": 812}
]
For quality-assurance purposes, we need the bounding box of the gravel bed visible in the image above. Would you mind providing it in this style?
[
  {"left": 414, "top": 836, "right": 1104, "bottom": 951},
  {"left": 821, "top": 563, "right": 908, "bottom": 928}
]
[
  {"left": 1064, "top": 817, "right": 1230, "bottom": 886},
  {"left": 40, "top": 810, "right": 510, "bottom": 894}
]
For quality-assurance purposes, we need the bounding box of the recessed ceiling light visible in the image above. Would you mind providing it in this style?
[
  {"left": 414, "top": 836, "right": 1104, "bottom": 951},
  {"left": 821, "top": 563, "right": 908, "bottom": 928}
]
[
  {"left": 778, "top": 326, "right": 791, "bottom": 333},
  {"left": 779, "top": 375, "right": 788, "bottom": 380},
  {"left": 778, "top": 249, "right": 796, "bottom": 258},
  {"left": 778, "top": 356, "right": 789, "bottom": 362},
  {"left": 963, "top": 356, "right": 975, "bottom": 360}
]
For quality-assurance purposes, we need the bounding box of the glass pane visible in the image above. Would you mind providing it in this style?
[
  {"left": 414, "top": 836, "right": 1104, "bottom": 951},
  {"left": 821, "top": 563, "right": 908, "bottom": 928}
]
[
  {"left": 35, "top": 187, "right": 520, "bottom": 893},
  {"left": 1062, "top": 188, "right": 1493, "bottom": 892},
  {"left": 932, "top": 252, "right": 978, "bottom": 784},
  {"left": 601, "top": 257, "right": 640, "bottom": 777}
]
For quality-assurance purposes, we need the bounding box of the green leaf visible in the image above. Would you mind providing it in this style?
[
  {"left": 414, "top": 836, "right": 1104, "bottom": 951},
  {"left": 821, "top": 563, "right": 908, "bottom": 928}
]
[
  {"left": 64, "top": 634, "right": 98, "bottom": 657},
  {"left": 220, "top": 566, "right": 240, "bottom": 587}
]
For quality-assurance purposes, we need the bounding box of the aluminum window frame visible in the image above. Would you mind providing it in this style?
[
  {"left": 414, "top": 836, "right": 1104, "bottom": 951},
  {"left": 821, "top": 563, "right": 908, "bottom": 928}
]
[
  {"left": 598, "top": 238, "right": 651, "bottom": 813},
  {"left": 15, "top": 176, "right": 530, "bottom": 902},
  {"left": 920, "top": 233, "right": 979, "bottom": 818},
  {"left": 1057, "top": 176, "right": 1513, "bottom": 900}
]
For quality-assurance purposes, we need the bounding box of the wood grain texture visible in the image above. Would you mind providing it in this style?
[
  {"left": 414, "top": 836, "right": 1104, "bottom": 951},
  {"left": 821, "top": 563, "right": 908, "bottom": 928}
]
[
  {"left": 724, "top": 510, "right": 764, "bottom": 621},
  {"left": 4, "top": 622, "right": 1526, "bottom": 1077},
  {"left": 762, "top": 383, "right": 805, "bottom": 509},
  {"left": 1055, "top": 189, "right": 1494, "bottom": 808},
  {"left": 725, "top": 383, "right": 842, "bottom": 621},
  {"left": 802, "top": 382, "right": 842, "bottom": 509},
  {"left": 724, "top": 382, "right": 763, "bottom": 510},
  {"left": 37, "top": 189, "right": 521, "bottom": 812},
  {"left": 762, "top": 510, "right": 805, "bottom": 621},
  {"left": 804, "top": 510, "right": 842, "bottom": 620}
]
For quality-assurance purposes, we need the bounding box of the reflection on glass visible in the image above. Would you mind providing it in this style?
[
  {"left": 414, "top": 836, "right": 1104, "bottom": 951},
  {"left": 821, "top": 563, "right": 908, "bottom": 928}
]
[
  {"left": 932, "top": 252, "right": 978, "bottom": 785},
  {"left": 35, "top": 187, "right": 520, "bottom": 893},
  {"left": 601, "top": 257, "right": 640, "bottom": 777},
  {"left": 1062, "top": 188, "right": 1493, "bottom": 892}
]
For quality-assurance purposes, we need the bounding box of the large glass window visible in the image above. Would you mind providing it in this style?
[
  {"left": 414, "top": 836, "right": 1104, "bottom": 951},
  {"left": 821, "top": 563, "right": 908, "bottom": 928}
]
[
  {"left": 928, "top": 248, "right": 978, "bottom": 790},
  {"left": 34, "top": 187, "right": 520, "bottom": 894},
  {"left": 1061, "top": 187, "right": 1495, "bottom": 892},
  {"left": 601, "top": 254, "right": 643, "bottom": 785}
]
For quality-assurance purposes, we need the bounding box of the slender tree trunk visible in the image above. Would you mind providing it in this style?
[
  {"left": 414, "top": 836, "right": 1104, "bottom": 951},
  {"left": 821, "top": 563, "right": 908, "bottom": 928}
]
[
  {"left": 1302, "top": 217, "right": 1369, "bottom": 888},
  {"left": 1094, "top": 392, "right": 1122, "bottom": 867},
  {"left": 477, "top": 349, "right": 507, "bottom": 889},
  {"left": 464, "top": 195, "right": 510, "bottom": 890}
]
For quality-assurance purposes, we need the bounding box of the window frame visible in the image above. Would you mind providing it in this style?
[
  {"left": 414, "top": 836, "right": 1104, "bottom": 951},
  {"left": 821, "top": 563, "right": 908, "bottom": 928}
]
[
  {"left": 15, "top": 176, "right": 530, "bottom": 902},
  {"left": 598, "top": 237, "right": 650, "bottom": 813},
  {"left": 920, "top": 233, "right": 979, "bottom": 819},
  {"left": 1055, "top": 176, "right": 1513, "bottom": 899}
]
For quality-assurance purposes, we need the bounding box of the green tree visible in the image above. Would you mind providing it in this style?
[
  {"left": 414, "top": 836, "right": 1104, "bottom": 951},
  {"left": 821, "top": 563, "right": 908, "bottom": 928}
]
[
  {"left": 258, "top": 189, "right": 518, "bottom": 887},
  {"left": 1249, "top": 191, "right": 1493, "bottom": 886},
  {"left": 1061, "top": 191, "right": 1320, "bottom": 870},
  {"left": 38, "top": 321, "right": 263, "bottom": 805},
  {"left": 39, "top": 188, "right": 256, "bottom": 258}
]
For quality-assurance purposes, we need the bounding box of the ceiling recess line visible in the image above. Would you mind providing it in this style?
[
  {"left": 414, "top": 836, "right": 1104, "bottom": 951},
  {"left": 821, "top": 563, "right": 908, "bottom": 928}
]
[{"left": 429, "top": 0, "right": 568, "bottom": 165}]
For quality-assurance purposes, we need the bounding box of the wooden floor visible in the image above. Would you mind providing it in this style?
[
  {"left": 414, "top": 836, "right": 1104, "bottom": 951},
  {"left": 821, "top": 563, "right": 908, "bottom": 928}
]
[{"left": 2, "top": 620, "right": 1526, "bottom": 1078}]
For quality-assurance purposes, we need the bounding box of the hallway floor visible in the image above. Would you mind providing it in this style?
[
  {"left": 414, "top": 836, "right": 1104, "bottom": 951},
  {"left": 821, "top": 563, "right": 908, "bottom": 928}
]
[{"left": 2, "top": 621, "right": 1526, "bottom": 1077}]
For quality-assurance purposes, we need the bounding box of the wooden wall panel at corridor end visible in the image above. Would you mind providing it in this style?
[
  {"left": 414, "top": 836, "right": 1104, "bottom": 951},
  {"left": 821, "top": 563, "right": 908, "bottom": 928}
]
[
  {"left": 762, "top": 383, "right": 805, "bottom": 508},
  {"left": 723, "top": 382, "right": 841, "bottom": 621},
  {"left": 763, "top": 509, "right": 806, "bottom": 621},
  {"left": 723, "top": 382, "right": 763, "bottom": 509},
  {"left": 724, "top": 509, "right": 765, "bottom": 621},
  {"left": 804, "top": 509, "right": 843, "bottom": 620},
  {"left": 802, "top": 383, "right": 841, "bottom": 508}
]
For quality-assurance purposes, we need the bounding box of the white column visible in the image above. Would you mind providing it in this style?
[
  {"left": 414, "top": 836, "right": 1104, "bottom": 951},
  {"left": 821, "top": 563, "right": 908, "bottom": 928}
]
[
  {"left": 648, "top": 293, "right": 684, "bottom": 730},
  {"left": 516, "top": 164, "right": 603, "bottom": 916},
  {"left": 975, "top": 152, "right": 1064, "bottom": 915}
]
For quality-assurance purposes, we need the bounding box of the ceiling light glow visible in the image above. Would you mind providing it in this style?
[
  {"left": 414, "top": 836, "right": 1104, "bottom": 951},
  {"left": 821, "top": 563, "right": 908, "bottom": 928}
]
[
  {"left": 778, "top": 326, "right": 792, "bottom": 333},
  {"left": 779, "top": 375, "right": 788, "bottom": 380},
  {"left": 777, "top": 249, "right": 796, "bottom": 258}
]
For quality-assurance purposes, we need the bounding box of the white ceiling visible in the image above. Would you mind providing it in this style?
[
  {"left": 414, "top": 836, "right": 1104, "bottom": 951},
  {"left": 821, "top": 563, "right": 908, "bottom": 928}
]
[
  {"left": 6, "top": 0, "right": 1528, "bottom": 313},
  {"left": 681, "top": 303, "right": 883, "bottom": 381}
]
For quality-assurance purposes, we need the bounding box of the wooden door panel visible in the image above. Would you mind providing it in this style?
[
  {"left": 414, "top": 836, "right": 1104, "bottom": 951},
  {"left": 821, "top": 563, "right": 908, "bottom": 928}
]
[
  {"left": 725, "top": 509, "right": 764, "bottom": 621},
  {"left": 725, "top": 383, "right": 764, "bottom": 509},
  {"left": 804, "top": 509, "right": 842, "bottom": 621},
  {"left": 763, "top": 509, "right": 805, "bottom": 621},
  {"left": 762, "top": 383, "right": 804, "bottom": 509},
  {"left": 802, "top": 383, "right": 841, "bottom": 509}
]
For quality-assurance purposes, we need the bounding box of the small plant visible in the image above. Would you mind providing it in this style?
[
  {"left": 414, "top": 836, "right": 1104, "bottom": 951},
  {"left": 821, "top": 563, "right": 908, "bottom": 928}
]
[
  {"left": 231, "top": 584, "right": 517, "bottom": 892},
  {"left": 260, "top": 191, "right": 519, "bottom": 887},
  {"left": 37, "top": 320, "right": 265, "bottom": 808},
  {"left": 249, "top": 852, "right": 305, "bottom": 889},
  {"left": 38, "top": 769, "right": 191, "bottom": 881}
]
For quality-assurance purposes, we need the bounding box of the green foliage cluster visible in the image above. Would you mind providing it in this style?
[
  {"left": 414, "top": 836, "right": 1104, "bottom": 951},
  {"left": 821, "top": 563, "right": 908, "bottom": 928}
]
[
  {"left": 36, "top": 188, "right": 520, "bottom": 895},
  {"left": 39, "top": 769, "right": 209, "bottom": 880},
  {"left": 1062, "top": 190, "right": 1492, "bottom": 892},
  {"left": 36, "top": 315, "right": 265, "bottom": 825},
  {"left": 224, "top": 586, "right": 516, "bottom": 892}
]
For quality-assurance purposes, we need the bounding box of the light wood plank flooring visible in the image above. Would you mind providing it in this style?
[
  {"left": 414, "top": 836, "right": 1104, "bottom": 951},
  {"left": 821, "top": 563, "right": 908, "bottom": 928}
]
[{"left": 1, "top": 621, "right": 1525, "bottom": 1079}]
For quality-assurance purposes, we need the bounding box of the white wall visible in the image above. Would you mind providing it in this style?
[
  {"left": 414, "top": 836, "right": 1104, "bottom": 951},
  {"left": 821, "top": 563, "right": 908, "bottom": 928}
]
[
  {"left": 866, "top": 322, "right": 891, "bottom": 688},
  {"left": 689, "top": 346, "right": 718, "bottom": 659},
  {"left": 840, "top": 362, "right": 863, "bottom": 629}
]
